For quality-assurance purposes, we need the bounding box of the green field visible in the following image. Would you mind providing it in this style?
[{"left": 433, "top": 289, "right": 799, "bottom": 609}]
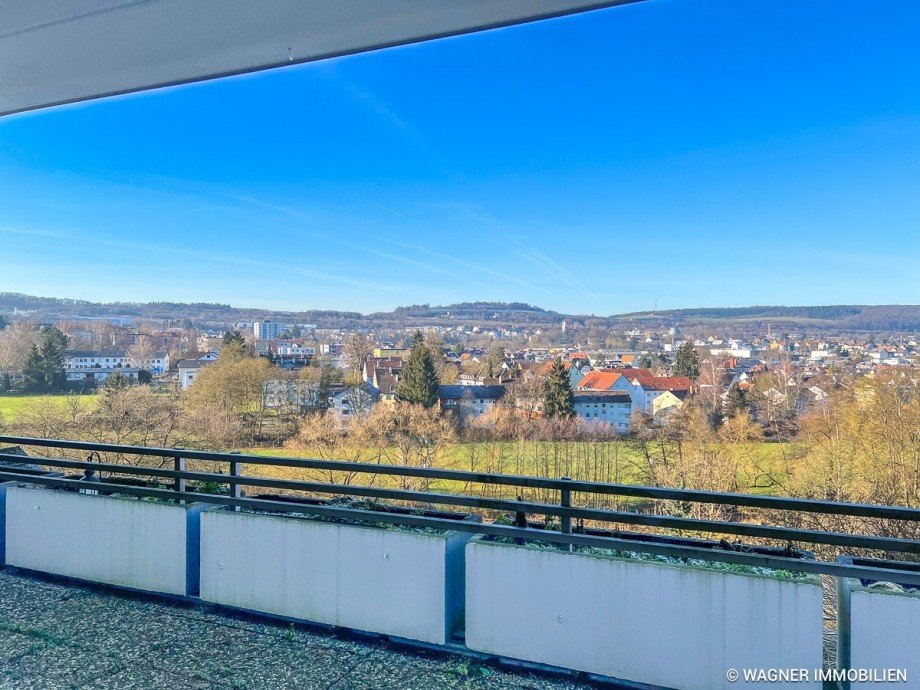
[
  {"left": 0, "top": 394, "right": 98, "bottom": 423},
  {"left": 239, "top": 440, "right": 794, "bottom": 498}
]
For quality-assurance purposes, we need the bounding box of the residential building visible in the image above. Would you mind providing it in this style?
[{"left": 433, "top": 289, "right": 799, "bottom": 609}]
[
  {"left": 66, "top": 368, "right": 140, "bottom": 384},
  {"left": 330, "top": 383, "right": 379, "bottom": 423},
  {"left": 651, "top": 391, "right": 684, "bottom": 419},
  {"left": 572, "top": 391, "right": 632, "bottom": 431},
  {"left": 177, "top": 358, "right": 214, "bottom": 390},
  {"left": 130, "top": 352, "right": 170, "bottom": 374},
  {"left": 253, "top": 321, "right": 285, "bottom": 341},
  {"left": 438, "top": 385, "right": 506, "bottom": 419},
  {"left": 363, "top": 357, "right": 404, "bottom": 395},
  {"left": 374, "top": 347, "right": 408, "bottom": 358},
  {"left": 64, "top": 350, "right": 129, "bottom": 369},
  {"left": 65, "top": 349, "right": 169, "bottom": 374},
  {"left": 196, "top": 334, "right": 224, "bottom": 351},
  {"left": 631, "top": 376, "right": 692, "bottom": 413}
]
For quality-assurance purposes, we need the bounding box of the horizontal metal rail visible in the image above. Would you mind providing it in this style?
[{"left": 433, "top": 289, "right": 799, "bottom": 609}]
[
  {"left": 16, "top": 452, "right": 920, "bottom": 555},
  {"left": 1, "top": 470, "right": 919, "bottom": 586},
  {"left": 2, "top": 435, "right": 918, "bottom": 521}
]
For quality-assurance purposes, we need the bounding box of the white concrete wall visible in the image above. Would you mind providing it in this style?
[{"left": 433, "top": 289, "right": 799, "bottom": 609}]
[
  {"left": 4, "top": 485, "right": 197, "bottom": 595},
  {"left": 466, "top": 540, "right": 823, "bottom": 690},
  {"left": 200, "top": 510, "right": 468, "bottom": 644},
  {"left": 850, "top": 588, "right": 920, "bottom": 686},
  {"left": 0, "top": 481, "right": 11, "bottom": 563}
]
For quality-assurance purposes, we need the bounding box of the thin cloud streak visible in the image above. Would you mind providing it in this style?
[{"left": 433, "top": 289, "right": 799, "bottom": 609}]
[
  {"left": 361, "top": 198, "right": 404, "bottom": 217},
  {"left": 0, "top": 225, "right": 407, "bottom": 294},
  {"left": 355, "top": 246, "right": 495, "bottom": 293},
  {"left": 517, "top": 249, "right": 597, "bottom": 300},
  {"left": 383, "top": 238, "right": 543, "bottom": 293}
]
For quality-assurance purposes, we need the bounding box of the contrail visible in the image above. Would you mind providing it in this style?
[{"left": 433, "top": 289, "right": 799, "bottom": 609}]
[{"left": 361, "top": 198, "right": 404, "bottom": 217}]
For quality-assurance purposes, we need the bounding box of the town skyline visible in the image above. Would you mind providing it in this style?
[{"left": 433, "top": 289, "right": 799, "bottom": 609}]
[{"left": 4, "top": 292, "right": 919, "bottom": 335}]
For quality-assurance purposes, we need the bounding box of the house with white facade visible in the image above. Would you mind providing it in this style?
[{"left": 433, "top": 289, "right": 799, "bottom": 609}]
[
  {"left": 630, "top": 376, "right": 692, "bottom": 414},
  {"left": 572, "top": 391, "right": 632, "bottom": 432},
  {"left": 651, "top": 390, "right": 684, "bottom": 419},
  {"left": 130, "top": 352, "right": 170, "bottom": 374},
  {"left": 66, "top": 367, "right": 140, "bottom": 384},
  {"left": 330, "top": 383, "right": 379, "bottom": 422},
  {"left": 177, "top": 358, "right": 214, "bottom": 390},
  {"left": 65, "top": 350, "right": 129, "bottom": 369},
  {"left": 65, "top": 349, "right": 170, "bottom": 374}
]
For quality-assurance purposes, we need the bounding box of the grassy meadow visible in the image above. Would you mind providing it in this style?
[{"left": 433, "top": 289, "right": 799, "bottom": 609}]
[
  {"left": 0, "top": 393, "right": 98, "bottom": 424},
  {"left": 234, "top": 440, "right": 797, "bottom": 504}
]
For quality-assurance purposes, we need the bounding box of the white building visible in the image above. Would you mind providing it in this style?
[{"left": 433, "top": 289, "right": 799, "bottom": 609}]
[
  {"left": 65, "top": 350, "right": 129, "bottom": 369},
  {"left": 253, "top": 321, "right": 285, "bottom": 341},
  {"left": 330, "top": 384, "right": 378, "bottom": 422},
  {"left": 66, "top": 368, "right": 140, "bottom": 384},
  {"left": 65, "top": 349, "right": 170, "bottom": 375},
  {"left": 572, "top": 391, "right": 632, "bottom": 432},
  {"left": 274, "top": 342, "right": 316, "bottom": 357},
  {"left": 177, "top": 359, "right": 214, "bottom": 390},
  {"left": 130, "top": 352, "right": 170, "bottom": 374}
]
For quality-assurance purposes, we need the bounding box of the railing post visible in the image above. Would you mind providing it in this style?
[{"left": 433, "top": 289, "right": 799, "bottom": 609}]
[
  {"left": 229, "top": 451, "right": 242, "bottom": 511},
  {"left": 173, "top": 453, "right": 186, "bottom": 505},
  {"left": 514, "top": 496, "right": 527, "bottom": 545},
  {"left": 560, "top": 476, "right": 572, "bottom": 552}
]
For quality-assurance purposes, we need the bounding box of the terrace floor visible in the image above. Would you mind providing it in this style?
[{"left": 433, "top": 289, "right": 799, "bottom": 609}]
[{"left": 0, "top": 569, "right": 604, "bottom": 690}]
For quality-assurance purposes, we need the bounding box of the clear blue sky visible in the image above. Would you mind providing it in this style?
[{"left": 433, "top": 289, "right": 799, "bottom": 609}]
[{"left": 1, "top": 0, "right": 918, "bottom": 315}]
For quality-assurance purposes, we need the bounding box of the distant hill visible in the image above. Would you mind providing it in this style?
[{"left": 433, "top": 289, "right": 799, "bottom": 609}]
[
  {"left": 609, "top": 305, "right": 920, "bottom": 332},
  {"left": 0, "top": 293, "right": 918, "bottom": 333}
]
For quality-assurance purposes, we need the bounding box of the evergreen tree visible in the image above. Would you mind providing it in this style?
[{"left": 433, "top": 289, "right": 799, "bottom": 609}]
[
  {"left": 102, "top": 370, "right": 131, "bottom": 395},
  {"left": 40, "top": 326, "right": 68, "bottom": 353},
  {"left": 309, "top": 355, "right": 334, "bottom": 410},
  {"left": 19, "top": 327, "right": 68, "bottom": 392},
  {"left": 672, "top": 342, "right": 701, "bottom": 380},
  {"left": 396, "top": 331, "right": 440, "bottom": 408},
  {"left": 637, "top": 353, "right": 654, "bottom": 369},
  {"left": 222, "top": 330, "right": 246, "bottom": 347},
  {"left": 22, "top": 344, "right": 45, "bottom": 392},
  {"left": 38, "top": 329, "right": 66, "bottom": 391},
  {"left": 543, "top": 358, "right": 574, "bottom": 418},
  {"left": 723, "top": 382, "right": 749, "bottom": 418}
]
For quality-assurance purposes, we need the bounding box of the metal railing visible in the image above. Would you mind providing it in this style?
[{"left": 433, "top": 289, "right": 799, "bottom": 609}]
[{"left": 1, "top": 435, "right": 919, "bottom": 586}]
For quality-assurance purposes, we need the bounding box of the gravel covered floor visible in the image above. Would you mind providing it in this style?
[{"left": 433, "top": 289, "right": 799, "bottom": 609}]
[{"left": 0, "top": 569, "right": 602, "bottom": 690}]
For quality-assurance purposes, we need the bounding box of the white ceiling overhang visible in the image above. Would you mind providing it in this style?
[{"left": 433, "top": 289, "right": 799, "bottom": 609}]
[{"left": 1, "top": 0, "right": 643, "bottom": 117}]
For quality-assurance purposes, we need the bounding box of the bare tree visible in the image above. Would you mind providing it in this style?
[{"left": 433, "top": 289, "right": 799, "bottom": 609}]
[
  {"left": 344, "top": 333, "right": 373, "bottom": 379},
  {"left": 0, "top": 322, "right": 39, "bottom": 376}
]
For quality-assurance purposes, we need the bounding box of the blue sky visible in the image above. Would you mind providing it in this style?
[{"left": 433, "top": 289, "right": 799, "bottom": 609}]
[{"left": 1, "top": 0, "right": 918, "bottom": 315}]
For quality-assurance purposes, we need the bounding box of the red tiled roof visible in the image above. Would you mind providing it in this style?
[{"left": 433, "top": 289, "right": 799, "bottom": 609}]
[
  {"left": 540, "top": 360, "right": 574, "bottom": 374},
  {"left": 577, "top": 371, "right": 623, "bottom": 391},
  {"left": 376, "top": 374, "right": 399, "bottom": 395},
  {"left": 620, "top": 367, "right": 652, "bottom": 379},
  {"left": 634, "top": 376, "right": 693, "bottom": 392},
  {"left": 607, "top": 368, "right": 652, "bottom": 380}
]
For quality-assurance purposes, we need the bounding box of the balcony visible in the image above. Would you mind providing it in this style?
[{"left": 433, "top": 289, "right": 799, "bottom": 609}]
[{"left": 2, "top": 436, "right": 918, "bottom": 689}]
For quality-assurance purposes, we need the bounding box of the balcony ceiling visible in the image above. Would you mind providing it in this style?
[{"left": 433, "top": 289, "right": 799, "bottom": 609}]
[{"left": 0, "top": 0, "right": 640, "bottom": 117}]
